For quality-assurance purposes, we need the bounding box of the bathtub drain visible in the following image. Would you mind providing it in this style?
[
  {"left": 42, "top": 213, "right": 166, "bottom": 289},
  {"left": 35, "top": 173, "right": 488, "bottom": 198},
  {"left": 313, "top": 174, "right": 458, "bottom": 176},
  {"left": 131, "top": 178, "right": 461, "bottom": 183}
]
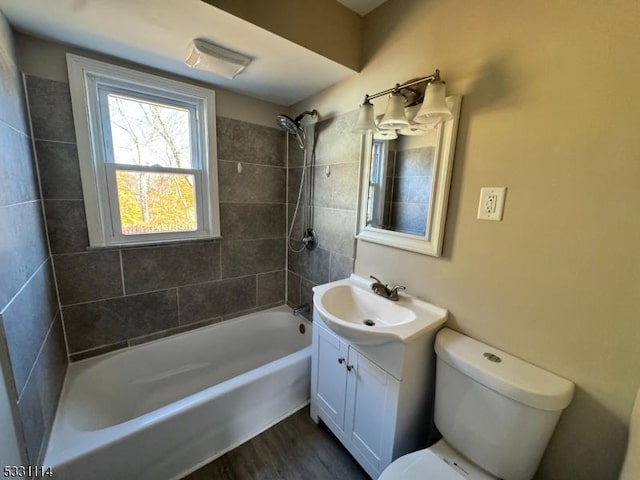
[{"left": 363, "top": 319, "right": 375, "bottom": 327}]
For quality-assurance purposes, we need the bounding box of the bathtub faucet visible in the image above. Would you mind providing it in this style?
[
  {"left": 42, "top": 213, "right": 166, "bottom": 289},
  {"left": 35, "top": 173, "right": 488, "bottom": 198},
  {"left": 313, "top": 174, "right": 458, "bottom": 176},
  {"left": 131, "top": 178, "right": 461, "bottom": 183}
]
[{"left": 293, "top": 303, "right": 311, "bottom": 317}]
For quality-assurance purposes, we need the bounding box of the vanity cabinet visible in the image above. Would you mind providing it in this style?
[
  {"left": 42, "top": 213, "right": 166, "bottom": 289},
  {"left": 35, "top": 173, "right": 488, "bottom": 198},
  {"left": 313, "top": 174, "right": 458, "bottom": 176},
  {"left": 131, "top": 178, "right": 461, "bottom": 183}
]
[
  {"left": 311, "top": 311, "right": 440, "bottom": 479},
  {"left": 314, "top": 323, "right": 399, "bottom": 472}
]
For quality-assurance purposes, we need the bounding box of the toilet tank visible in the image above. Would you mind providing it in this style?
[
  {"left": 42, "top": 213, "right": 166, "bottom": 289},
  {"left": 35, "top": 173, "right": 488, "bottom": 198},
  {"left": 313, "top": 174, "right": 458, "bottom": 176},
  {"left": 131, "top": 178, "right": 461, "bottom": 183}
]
[{"left": 434, "top": 329, "right": 574, "bottom": 480}]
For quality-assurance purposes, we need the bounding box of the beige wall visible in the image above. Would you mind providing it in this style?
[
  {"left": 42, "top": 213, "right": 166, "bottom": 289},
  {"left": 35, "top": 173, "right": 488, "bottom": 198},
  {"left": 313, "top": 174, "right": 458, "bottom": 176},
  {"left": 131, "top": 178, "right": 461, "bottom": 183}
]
[
  {"left": 296, "top": 0, "right": 640, "bottom": 479},
  {"left": 202, "top": 0, "right": 363, "bottom": 71},
  {"left": 14, "top": 33, "right": 285, "bottom": 128}
]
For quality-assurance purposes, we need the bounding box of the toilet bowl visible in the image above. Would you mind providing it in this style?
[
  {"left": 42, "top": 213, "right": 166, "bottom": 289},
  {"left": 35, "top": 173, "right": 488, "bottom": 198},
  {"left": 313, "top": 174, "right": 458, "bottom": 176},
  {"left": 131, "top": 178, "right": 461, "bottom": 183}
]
[{"left": 380, "top": 328, "right": 574, "bottom": 480}]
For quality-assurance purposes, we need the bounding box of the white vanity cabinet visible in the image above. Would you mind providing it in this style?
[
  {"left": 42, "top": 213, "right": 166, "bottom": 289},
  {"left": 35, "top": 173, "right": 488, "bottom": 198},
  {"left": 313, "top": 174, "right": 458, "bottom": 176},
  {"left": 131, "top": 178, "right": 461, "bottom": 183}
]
[{"left": 311, "top": 310, "right": 440, "bottom": 479}]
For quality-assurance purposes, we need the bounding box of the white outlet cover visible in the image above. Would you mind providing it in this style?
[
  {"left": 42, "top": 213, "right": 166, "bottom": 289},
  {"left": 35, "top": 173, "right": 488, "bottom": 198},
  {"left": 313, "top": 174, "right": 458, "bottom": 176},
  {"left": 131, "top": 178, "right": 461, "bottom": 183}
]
[{"left": 477, "top": 187, "right": 507, "bottom": 221}]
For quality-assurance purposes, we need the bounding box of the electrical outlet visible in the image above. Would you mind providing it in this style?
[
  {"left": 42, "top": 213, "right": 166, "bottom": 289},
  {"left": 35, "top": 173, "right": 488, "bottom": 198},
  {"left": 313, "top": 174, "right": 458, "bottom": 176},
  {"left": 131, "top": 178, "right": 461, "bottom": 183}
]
[
  {"left": 477, "top": 187, "right": 506, "bottom": 221},
  {"left": 484, "top": 194, "right": 498, "bottom": 213}
]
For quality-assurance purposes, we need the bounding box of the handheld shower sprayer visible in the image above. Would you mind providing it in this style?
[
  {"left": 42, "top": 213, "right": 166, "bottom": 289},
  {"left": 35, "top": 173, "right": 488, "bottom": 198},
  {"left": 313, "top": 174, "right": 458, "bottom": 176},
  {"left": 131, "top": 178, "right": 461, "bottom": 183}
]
[
  {"left": 276, "top": 110, "right": 318, "bottom": 150},
  {"left": 276, "top": 109, "right": 319, "bottom": 251}
]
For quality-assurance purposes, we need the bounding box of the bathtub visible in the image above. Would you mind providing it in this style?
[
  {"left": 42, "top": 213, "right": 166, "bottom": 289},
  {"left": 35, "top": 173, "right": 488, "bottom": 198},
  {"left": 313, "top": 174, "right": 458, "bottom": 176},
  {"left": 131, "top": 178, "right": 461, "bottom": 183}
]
[{"left": 44, "top": 305, "right": 312, "bottom": 480}]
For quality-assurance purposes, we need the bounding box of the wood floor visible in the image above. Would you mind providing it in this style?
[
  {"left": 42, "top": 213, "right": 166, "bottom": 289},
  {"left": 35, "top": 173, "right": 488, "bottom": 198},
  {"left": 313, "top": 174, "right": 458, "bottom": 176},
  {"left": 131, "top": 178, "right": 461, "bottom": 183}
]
[{"left": 183, "top": 407, "right": 370, "bottom": 480}]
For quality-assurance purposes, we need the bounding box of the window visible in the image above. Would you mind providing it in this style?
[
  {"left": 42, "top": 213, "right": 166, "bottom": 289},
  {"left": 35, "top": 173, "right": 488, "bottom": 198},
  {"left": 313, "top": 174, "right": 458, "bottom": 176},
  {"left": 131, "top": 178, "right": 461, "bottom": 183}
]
[
  {"left": 67, "top": 54, "right": 220, "bottom": 247},
  {"left": 366, "top": 140, "right": 390, "bottom": 228}
]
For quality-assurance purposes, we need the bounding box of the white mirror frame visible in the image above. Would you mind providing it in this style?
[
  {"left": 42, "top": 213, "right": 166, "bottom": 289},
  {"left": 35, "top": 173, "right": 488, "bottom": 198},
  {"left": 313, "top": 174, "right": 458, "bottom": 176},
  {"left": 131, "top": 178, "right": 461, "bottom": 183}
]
[{"left": 357, "top": 95, "right": 462, "bottom": 256}]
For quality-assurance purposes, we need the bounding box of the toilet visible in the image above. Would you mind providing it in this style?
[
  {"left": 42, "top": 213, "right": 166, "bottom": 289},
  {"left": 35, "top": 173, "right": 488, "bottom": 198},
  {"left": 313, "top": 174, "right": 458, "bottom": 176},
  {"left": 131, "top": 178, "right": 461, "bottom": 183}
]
[{"left": 380, "top": 328, "right": 575, "bottom": 480}]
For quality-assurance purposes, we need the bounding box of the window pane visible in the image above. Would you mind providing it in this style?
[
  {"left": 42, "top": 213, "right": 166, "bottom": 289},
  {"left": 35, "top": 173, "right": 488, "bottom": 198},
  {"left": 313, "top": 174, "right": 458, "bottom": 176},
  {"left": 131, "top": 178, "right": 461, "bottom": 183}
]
[
  {"left": 107, "top": 94, "right": 193, "bottom": 168},
  {"left": 115, "top": 170, "right": 197, "bottom": 235}
]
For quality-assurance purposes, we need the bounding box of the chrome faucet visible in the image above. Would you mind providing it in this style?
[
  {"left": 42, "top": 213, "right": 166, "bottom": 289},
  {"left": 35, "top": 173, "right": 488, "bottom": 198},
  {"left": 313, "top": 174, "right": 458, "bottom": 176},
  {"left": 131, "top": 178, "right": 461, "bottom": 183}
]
[
  {"left": 293, "top": 303, "right": 311, "bottom": 316},
  {"left": 369, "top": 276, "right": 406, "bottom": 301}
]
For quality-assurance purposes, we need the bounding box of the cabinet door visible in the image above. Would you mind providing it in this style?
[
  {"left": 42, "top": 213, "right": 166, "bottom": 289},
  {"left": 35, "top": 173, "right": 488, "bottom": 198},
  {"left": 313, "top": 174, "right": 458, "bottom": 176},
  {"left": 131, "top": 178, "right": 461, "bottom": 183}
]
[
  {"left": 314, "top": 325, "right": 349, "bottom": 431},
  {"left": 345, "top": 348, "right": 398, "bottom": 473}
]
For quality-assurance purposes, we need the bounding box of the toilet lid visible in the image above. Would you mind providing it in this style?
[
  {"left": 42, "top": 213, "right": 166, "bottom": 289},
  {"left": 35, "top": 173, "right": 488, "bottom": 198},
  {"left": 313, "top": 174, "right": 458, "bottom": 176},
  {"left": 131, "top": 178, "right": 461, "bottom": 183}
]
[{"left": 379, "top": 449, "right": 466, "bottom": 480}]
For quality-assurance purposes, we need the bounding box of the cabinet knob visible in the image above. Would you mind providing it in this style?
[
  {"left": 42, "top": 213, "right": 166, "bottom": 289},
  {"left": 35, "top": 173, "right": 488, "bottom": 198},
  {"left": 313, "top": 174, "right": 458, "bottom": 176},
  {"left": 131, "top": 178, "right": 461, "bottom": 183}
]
[
  {"left": 346, "top": 364, "right": 354, "bottom": 372},
  {"left": 338, "top": 358, "right": 345, "bottom": 364}
]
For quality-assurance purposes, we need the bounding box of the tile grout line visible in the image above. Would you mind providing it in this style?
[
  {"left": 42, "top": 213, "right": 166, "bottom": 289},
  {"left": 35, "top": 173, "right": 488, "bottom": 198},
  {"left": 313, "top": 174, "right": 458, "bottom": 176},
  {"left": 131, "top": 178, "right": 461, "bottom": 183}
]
[
  {"left": 22, "top": 73, "right": 71, "bottom": 363},
  {"left": 176, "top": 288, "right": 181, "bottom": 326},
  {"left": 40, "top": 198, "right": 84, "bottom": 202},
  {"left": 255, "top": 273, "right": 259, "bottom": 307},
  {"left": 39, "top": 198, "right": 84, "bottom": 201},
  {"left": 50, "top": 236, "right": 287, "bottom": 257},
  {"left": 16, "top": 312, "right": 57, "bottom": 404},
  {"left": 0, "top": 258, "right": 48, "bottom": 316},
  {"left": 0, "top": 199, "right": 41, "bottom": 210},
  {"left": 0, "top": 117, "right": 30, "bottom": 137},
  {"left": 59, "top": 269, "right": 287, "bottom": 308},
  {"left": 32, "top": 137, "right": 76, "bottom": 145},
  {"left": 218, "top": 158, "right": 287, "bottom": 169},
  {"left": 219, "top": 242, "right": 223, "bottom": 281},
  {"left": 219, "top": 201, "right": 287, "bottom": 205},
  {"left": 118, "top": 249, "right": 126, "bottom": 295}
]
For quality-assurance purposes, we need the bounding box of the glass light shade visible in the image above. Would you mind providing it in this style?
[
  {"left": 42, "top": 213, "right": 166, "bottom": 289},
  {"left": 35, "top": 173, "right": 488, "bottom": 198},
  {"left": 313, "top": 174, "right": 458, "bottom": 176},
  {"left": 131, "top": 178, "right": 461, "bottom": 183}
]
[
  {"left": 374, "top": 129, "right": 398, "bottom": 140},
  {"left": 373, "top": 114, "right": 398, "bottom": 140},
  {"left": 378, "top": 92, "right": 409, "bottom": 129},
  {"left": 352, "top": 101, "right": 376, "bottom": 133},
  {"left": 404, "top": 106, "right": 418, "bottom": 123},
  {"left": 398, "top": 125, "right": 429, "bottom": 136},
  {"left": 398, "top": 106, "right": 433, "bottom": 135},
  {"left": 414, "top": 81, "right": 452, "bottom": 124}
]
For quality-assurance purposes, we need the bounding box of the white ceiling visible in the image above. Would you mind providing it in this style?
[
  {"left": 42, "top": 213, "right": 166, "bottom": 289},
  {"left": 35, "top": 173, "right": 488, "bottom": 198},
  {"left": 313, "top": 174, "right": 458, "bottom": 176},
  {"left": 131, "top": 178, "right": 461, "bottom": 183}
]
[
  {"left": 336, "top": 0, "right": 388, "bottom": 16},
  {"left": 0, "top": 0, "right": 357, "bottom": 106}
]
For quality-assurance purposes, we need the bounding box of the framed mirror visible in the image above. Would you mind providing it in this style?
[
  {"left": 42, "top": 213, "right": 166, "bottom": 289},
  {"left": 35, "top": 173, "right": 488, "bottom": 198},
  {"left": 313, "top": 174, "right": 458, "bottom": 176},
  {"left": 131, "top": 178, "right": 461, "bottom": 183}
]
[{"left": 357, "top": 96, "right": 461, "bottom": 256}]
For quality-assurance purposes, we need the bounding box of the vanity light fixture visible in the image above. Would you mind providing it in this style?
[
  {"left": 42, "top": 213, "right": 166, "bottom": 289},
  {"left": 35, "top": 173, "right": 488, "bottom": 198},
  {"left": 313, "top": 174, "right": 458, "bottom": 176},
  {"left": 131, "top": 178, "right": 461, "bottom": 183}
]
[
  {"left": 353, "top": 98, "right": 376, "bottom": 134},
  {"left": 378, "top": 91, "right": 410, "bottom": 130},
  {"left": 352, "top": 69, "right": 452, "bottom": 136},
  {"left": 185, "top": 39, "right": 252, "bottom": 79},
  {"left": 373, "top": 115, "right": 399, "bottom": 140}
]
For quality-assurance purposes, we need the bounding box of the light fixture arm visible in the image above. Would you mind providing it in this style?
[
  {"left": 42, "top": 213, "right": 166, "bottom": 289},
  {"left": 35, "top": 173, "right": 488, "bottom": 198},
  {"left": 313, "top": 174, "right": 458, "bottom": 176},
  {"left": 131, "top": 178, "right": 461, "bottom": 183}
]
[{"left": 364, "top": 69, "right": 442, "bottom": 102}]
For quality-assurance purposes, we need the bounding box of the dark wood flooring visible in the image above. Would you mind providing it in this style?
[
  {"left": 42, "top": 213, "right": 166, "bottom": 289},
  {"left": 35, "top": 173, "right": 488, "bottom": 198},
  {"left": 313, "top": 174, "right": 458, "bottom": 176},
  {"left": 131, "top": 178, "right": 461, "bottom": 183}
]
[{"left": 183, "top": 406, "right": 370, "bottom": 480}]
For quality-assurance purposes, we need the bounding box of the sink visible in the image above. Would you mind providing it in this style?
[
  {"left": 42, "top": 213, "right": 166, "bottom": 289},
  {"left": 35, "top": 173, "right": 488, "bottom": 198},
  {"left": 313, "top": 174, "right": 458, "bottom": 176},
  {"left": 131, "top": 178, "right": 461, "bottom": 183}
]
[{"left": 313, "top": 275, "right": 448, "bottom": 345}]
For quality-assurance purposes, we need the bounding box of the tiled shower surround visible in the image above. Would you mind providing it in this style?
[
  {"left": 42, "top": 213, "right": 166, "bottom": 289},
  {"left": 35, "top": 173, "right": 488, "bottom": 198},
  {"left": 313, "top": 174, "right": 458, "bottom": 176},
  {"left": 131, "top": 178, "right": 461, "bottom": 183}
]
[
  {"left": 0, "top": 25, "right": 362, "bottom": 463},
  {"left": 286, "top": 112, "right": 361, "bottom": 313},
  {"left": 0, "top": 23, "right": 67, "bottom": 465},
  {"left": 388, "top": 146, "right": 434, "bottom": 235},
  {"left": 25, "top": 75, "right": 288, "bottom": 361}
]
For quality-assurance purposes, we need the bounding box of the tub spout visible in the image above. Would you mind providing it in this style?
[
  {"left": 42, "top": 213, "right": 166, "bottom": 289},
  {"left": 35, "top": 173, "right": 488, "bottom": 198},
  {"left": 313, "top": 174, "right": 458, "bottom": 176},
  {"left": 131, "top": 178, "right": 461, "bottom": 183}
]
[{"left": 293, "top": 304, "right": 311, "bottom": 317}]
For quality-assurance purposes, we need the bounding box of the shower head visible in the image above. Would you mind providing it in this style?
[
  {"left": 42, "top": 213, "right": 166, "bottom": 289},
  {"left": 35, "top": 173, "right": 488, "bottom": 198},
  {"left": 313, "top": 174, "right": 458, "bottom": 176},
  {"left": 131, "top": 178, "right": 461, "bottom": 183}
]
[
  {"left": 276, "top": 110, "right": 318, "bottom": 150},
  {"left": 276, "top": 114, "right": 301, "bottom": 136}
]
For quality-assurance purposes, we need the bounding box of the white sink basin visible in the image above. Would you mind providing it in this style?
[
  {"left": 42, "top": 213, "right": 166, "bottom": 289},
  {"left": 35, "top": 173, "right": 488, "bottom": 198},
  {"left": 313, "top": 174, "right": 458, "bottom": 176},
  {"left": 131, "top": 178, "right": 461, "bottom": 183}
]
[{"left": 313, "top": 275, "right": 448, "bottom": 345}]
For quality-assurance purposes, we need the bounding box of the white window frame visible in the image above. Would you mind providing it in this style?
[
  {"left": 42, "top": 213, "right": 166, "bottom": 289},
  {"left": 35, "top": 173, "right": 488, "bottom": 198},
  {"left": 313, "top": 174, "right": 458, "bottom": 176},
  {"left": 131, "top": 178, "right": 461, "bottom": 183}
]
[{"left": 66, "top": 54, "right": 220, "bottom": 247}]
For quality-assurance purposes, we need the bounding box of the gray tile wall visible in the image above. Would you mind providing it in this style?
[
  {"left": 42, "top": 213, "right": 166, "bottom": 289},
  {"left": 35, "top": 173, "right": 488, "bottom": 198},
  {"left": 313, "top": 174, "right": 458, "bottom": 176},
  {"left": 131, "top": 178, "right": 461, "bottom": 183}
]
[
  {"left": 389, "top": 146, "right": 434, "bottom": 235},
  {"left": 0, "top": 29, "right": 67, "bottom": 465},
  {"left": 286, "top": 111, "right": 361, "bottom": 316},
  {"left": 25, "top": 77, "right": 288, "bottom": 361}
]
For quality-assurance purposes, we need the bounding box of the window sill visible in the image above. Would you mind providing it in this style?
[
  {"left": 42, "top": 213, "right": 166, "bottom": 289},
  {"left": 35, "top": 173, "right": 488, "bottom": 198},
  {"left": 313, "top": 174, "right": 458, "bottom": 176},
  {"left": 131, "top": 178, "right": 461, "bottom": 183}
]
[{"left": 85, "top": 235, "right": 223, "bottom": 251}]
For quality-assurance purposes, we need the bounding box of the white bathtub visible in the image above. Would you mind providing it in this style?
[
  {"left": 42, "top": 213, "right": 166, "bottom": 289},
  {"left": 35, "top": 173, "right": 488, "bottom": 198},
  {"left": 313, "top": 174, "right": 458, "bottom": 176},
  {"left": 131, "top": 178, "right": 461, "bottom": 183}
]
[{"left": 44, "top": 305, "right": 312, "bottom": 480}]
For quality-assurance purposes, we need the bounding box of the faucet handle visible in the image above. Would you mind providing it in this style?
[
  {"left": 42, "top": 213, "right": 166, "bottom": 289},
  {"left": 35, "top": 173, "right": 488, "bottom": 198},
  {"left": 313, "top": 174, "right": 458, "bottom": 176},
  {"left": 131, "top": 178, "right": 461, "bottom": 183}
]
[
  {"left": 389, "top": 285, "right": 406, "bottom": 300},
  {"left": 369, "top": 275, "right": 385, "bottom": 286}
]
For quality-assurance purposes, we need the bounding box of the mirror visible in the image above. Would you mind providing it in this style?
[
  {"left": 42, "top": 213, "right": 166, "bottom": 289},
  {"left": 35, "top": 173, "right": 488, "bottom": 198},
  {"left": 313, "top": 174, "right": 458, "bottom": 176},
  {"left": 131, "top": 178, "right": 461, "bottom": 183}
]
[{"left": 357, "top": 96, "right": 461, "bottom": 256}]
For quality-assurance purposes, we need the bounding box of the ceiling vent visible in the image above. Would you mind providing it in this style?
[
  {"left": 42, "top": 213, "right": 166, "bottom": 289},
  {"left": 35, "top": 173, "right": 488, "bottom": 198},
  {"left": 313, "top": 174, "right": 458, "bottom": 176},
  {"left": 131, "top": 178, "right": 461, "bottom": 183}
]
[{"left": 185, "top": 39, "right": 252, "bottom": 79}]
